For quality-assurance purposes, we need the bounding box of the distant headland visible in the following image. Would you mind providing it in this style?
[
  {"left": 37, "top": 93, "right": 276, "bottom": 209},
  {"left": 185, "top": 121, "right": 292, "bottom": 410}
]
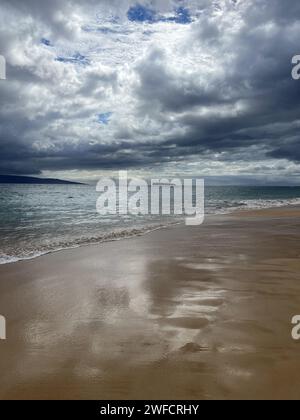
[{"left": 0, "top": 175, "right": 84, "bottom": 185}]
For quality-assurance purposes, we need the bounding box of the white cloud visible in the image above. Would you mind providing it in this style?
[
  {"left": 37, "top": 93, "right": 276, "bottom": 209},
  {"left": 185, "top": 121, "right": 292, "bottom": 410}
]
[{"left": 0, "top": 0, "right": 300, "bottom": 182}]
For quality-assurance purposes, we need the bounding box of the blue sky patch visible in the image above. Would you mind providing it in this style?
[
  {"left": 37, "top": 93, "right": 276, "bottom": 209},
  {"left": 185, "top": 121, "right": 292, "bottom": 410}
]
[
  {"left": 127, "top": 4, "right": 192, "bottom": 25},
  {"left": 41, "top": 38, "right": 52, "bottom": 46},
  {"left": 56, "top": 52, "right": 90, "bottom": 66},
  {"left": 173, "top": 7, "right": 192, "bottom": 24},
  {"left": 127, "top": 4, "right": 156, "bottom": 23},
  {"left": 158, "top": 7, "right": 192, "bottom": 24},
  {"left": 97, "top": 112, "right": 113, "bottom": 125}
]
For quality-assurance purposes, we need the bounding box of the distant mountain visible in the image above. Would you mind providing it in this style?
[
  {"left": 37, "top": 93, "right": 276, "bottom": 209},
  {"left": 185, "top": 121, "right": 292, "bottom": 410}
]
[{"left": 0, "top": 175, "right": 84, "bottom": 185}]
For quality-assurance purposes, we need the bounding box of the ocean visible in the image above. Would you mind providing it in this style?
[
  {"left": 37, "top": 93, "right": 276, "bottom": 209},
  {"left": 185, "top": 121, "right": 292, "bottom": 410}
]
[{"left": 0, "top": 183, "right": 300, "bottom": 265}]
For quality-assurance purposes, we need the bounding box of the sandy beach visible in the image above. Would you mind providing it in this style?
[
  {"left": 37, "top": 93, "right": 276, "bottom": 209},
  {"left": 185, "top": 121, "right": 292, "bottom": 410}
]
[{"left": 0, "top": 206, "right": 300, "bottom": 400}]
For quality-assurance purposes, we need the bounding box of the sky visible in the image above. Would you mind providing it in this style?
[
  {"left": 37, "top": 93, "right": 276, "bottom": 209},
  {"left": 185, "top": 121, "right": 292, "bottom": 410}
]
[{"left": 0, "top": 0, "right": 300, "bottom": 184}]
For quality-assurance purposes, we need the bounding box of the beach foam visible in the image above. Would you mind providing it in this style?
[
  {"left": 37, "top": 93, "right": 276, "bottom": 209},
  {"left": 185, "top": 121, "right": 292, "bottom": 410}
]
[{"left": 1, "top": 183, "right": 300, "bottom": 264}]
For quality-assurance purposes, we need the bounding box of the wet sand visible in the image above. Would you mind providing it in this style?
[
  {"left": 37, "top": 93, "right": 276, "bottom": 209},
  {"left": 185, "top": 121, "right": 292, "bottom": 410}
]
[{"left": 0, "top": 206, "right": 300, "bottom": 400}]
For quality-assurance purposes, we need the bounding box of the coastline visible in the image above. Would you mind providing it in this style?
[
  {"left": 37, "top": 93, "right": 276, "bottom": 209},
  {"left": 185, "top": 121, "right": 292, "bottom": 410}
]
[
  {"left": 0, "top": 206, "right": 300, "bottom": 399},
  {"left": 0, "top": 222, "right": 178, "bottom": 266},
  {"left": 2, "top": 201, "right": 300, "bottom": 267}
]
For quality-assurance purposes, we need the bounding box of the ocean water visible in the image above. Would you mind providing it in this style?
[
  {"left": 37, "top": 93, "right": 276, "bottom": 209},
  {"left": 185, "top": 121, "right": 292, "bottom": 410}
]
[{"left": 0, "top": 184, "right": 300, "bottom": 265}]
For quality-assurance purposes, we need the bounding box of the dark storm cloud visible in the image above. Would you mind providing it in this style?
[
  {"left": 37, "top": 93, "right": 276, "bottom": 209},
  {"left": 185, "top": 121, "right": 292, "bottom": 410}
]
[
  {"left": 134, "top": 48, "right": 227, "bottom": 112},
  {"left": 133, "top": 0, "right": 300, "bottom": 163},
  {"left": 0, "top": 0, "right": 300, "bottom": 177}
]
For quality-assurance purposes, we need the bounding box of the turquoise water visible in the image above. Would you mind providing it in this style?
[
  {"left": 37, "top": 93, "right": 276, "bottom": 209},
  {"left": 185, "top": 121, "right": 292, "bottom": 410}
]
[{"left": 0, "top": 184, "right": 300, "bottom": 264}]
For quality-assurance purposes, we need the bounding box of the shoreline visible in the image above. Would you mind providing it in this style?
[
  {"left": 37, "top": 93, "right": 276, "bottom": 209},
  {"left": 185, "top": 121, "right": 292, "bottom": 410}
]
[
  {"left": 0, "top": 205, "right": 300, "bottom": 399},
  {"left": 0, "top": 221, "right": 182, "bottom": 267},
  {"left": 2, "top": 202, "right": 300, "bottom": 267}
]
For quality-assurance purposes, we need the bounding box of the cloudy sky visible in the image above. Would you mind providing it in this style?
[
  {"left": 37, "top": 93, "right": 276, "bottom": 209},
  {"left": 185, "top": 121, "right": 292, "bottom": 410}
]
[{"left": 0, "top": 0, "right": 300, "bottom": 183}]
